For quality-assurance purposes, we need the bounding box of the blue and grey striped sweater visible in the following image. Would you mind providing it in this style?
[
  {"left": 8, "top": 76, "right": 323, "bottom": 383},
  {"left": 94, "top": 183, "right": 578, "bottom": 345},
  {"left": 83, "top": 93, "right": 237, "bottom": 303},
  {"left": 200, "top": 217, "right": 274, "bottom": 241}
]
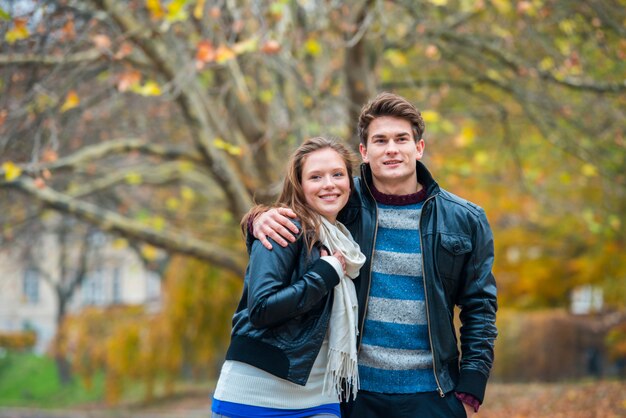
[{"left": 358, "top": 201, "right": 438, "bottom": 393}]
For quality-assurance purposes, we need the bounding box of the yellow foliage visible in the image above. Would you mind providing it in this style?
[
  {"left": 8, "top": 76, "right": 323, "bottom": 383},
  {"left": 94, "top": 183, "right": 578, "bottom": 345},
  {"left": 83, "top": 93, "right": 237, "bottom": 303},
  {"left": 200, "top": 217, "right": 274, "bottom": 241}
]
[
  {"left": 0, "top": 330, "right": 36, "bottom": 350},
  {"left": 581, "top": 163, "right": 598, "bottom": 177},
  {"left": 166, "top": 0, "right": 188, "bottom": 22},
  {"left": 2, "top": 161, "right": 22, "bottom": 181},
  {"left": 124, "top": 172, "right": 142, "bottom": 185},
  {"left": 60, "top": 90, "right": 80, "bottom": 112},
  {"left": 193, "top": 0, "right": 206, "bottom": 19},
  {"left": 146, "top": 0, "right": 165, "bottom": 20},
  {"left": 130, "top": 80, "right": 162, "bottom": 96},
  {"left": 181, "top": 186, "right": 195, "bottom": 201},
  {"left": 215, "top": 45, "right": 236, "bottom": 63},
  {"left": 384, "top": 49, "right": 408, "bottom": 67},
  {"left": 5, "top": 18, "right": 29, "bottom": 44},
  {"left": 58, "top": 258, "right": 242, "bottom": 405},
  {"left": 213, "top": 137, "right": 243, "bottom": 156},
  {"left": 421, "top": 110, "right": 440, "bottom": 123},
  {"left": 304, "top": 38, "right": 322, "bottom": 57}
]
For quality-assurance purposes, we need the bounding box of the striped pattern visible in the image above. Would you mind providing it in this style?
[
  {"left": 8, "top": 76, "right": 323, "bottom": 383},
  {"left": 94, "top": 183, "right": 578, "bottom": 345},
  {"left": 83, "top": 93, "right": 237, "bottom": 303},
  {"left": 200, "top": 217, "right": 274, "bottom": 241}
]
[{"left": 359, "top": 203, "right": 438, "bottom": 393}]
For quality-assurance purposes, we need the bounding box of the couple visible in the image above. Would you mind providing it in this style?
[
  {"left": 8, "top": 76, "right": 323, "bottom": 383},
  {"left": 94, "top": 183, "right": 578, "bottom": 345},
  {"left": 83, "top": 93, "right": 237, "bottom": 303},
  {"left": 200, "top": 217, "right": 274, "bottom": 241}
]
[{"left": 211, "top": 93, "right": 498, "bottom": 418}]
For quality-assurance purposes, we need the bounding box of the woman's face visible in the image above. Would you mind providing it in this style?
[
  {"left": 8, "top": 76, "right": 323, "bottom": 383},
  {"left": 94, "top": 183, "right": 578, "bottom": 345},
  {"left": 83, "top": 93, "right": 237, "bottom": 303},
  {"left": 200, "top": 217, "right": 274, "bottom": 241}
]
[{"left": 301, "top": 148, "right": 351, "bottom": 223}]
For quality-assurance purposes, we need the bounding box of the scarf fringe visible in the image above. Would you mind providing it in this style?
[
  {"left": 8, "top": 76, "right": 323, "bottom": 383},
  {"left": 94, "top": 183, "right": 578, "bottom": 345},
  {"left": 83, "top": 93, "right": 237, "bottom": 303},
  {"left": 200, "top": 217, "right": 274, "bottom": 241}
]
[{"left": 323, "top": 347, "right": 360, "bottom": 401}]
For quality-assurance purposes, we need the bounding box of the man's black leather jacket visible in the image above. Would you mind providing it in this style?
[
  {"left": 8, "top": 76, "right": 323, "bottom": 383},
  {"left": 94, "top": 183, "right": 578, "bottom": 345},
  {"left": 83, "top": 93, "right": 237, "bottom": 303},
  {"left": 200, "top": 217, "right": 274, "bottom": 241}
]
[
  {"left": 227, "top": 223, "right": 340, "bottom": 385},
  {"left": 337, "top": 162, "right": 498, "bottom": 403}
]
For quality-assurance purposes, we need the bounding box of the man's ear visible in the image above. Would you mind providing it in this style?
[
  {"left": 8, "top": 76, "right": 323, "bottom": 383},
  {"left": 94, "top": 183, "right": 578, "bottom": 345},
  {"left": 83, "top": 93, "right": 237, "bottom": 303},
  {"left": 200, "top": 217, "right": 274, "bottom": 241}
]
[
  {"left": 415, "top": 138, "right": 425, "bottom": 160},
  {"left": 359, "top": 143, "right": 368, "bottom": 163}
]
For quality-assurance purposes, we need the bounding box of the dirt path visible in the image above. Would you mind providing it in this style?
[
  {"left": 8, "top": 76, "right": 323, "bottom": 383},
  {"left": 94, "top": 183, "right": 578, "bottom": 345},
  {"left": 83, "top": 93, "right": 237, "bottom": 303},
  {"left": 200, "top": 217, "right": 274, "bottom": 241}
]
[{"left": 1, "top": 380, "right": 624, "bottom": 417}]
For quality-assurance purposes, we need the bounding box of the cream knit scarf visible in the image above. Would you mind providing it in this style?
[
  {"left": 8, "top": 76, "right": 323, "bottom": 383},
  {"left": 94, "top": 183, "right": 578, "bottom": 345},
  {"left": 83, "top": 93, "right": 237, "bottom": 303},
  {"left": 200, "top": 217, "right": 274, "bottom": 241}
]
[{"left": 318, "top": 216, "right": 366, "bottom": 401}]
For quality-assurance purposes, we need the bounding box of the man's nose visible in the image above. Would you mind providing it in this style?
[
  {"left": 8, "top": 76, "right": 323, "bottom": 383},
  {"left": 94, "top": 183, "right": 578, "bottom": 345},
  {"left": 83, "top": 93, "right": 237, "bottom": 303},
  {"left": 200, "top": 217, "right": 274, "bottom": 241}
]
[{"left": 385, "top": 141, "right": 398, "bottom": 153}]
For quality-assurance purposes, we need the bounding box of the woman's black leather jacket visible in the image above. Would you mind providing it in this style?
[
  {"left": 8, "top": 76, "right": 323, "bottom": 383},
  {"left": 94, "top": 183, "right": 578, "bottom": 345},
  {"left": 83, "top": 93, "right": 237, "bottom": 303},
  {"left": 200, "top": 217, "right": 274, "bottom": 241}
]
[
  {"left": 337, "top": 162, "right": 498, "bottom": 403},
  {"left": 226, "top": 222, "right": 340, "bottom": 385}
]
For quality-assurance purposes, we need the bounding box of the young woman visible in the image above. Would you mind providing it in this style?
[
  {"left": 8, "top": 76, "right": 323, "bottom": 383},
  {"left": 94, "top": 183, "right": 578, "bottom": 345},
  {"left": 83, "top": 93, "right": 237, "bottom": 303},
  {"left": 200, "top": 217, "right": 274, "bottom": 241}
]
[{"left": 211, "top": 137, "right": 366, "bottom": 418}]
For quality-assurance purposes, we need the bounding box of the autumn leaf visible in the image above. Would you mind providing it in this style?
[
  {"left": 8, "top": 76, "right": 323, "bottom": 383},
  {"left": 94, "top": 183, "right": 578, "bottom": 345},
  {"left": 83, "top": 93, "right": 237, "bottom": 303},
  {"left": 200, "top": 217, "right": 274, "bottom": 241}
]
[
  {"left": 41, "top": 149, "right": 58, "bottom": 163},
  {"left": 130, "top": 80, "right": 162, "bottom": 96},
  {"left": 114, "top": 42, "right": 134, "bottom": 60},
  {"left": 581, "top": 163, "right": 598, "bottom": 177},
  {"left": 304, "top": 38, "right": 322, "bottom": 57},
  {"left": 196, "top": 40, "right": 216, "bottom": 63},
  {"left": 5, "top": 18, "right": 29, "bottom": 44},
  {"left": 92, "top": 34, "right": 111, "bottom": 50},
  {"left": 61, "top": 90, "right": 80, "bottom": 112},
  {"left": 421, "top": 110, "right": 440, "bottom": 123},
  {"left": 384, "top": 49, "right": 407, "bottom": 67},
  {"left": 33, "top": 177, "right": 46, "bottom": 189},
  {"left": 125, "top": 172, "right": 143, "bottom": 185},
  {"left": 166, "top": 197, "right": 181, "bottom": 211},
  {"left": 2, "top": 162, "right": 22, "bottom": 181},
  {"left": 112, "top": 238, "right": 128, "bottom": 249},
  {"left": 215, "top": 45, "right": 236, "bottom": 63},
  {"left": 146, "top": 0, "right": 165, "bottom": 20},
  {"left": 117, "top": 70, "right": 142, "bottom": 92},
  {"left": 181, "top": 186, "right": 195, "bottom": 201},
  {"left": 61, "top": 19, "right": 76, "bottom": 41},
  {"left": 261, "top": 39, "right": 281, "bottom": 54},
  {"left": 0, "top": 7, "right": 10, "bottom": 21},
  {"left": 213, "top": 138, "right": 242, "bottom": 156},
  {"left": 424, "top": 44, "right": 440, "bottom": 60},
  {"left": 166, "top": 0, "right": 188, "bottom": 22},
  {"left": 141, "top": 244, "right": 159, "bottom": 261},
  {"left": 193, "top": 0, "right": 206, "bottom": 19}
]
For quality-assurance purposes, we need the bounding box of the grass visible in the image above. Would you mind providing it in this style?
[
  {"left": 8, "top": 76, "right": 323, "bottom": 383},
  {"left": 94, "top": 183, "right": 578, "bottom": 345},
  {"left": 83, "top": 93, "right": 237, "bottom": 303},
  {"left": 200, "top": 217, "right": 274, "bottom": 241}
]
[{"left": 0, "top": 351, "right": 104, "bottom": 408}]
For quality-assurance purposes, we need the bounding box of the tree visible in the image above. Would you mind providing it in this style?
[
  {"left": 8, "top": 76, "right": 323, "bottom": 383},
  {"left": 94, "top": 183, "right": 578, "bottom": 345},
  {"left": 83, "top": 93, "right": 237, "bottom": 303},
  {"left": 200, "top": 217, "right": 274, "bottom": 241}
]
[{"left": 0, "top": 0, "right": 624, "bottom": 304}]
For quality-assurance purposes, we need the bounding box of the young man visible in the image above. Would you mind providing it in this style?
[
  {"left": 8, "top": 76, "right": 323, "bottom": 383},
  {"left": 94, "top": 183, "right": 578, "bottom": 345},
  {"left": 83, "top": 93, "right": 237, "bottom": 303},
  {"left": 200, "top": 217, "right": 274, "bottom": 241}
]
[{"left": 252, "top": 93, "right": 497, "bottom": 417}]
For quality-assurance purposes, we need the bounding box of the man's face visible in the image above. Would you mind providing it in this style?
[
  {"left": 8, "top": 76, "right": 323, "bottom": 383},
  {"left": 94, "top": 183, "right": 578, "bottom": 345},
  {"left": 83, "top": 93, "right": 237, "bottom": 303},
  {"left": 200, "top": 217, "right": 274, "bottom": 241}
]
[{"left": 359, "top": 116, "right": 425, "bottom": 194}]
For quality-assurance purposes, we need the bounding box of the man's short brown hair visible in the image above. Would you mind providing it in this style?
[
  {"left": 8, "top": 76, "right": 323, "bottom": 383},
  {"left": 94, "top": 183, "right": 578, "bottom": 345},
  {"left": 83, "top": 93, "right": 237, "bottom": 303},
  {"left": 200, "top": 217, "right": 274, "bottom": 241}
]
[{"left": 357, "top": 92, "right": 426, "bottom": 146}]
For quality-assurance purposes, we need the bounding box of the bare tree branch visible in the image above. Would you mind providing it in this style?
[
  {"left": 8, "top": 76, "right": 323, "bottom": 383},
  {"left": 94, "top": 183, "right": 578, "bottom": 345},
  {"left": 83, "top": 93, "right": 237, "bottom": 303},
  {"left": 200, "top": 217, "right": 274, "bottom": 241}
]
[
  {"left": 5, "top": 177, "right": 246, "bottom": 276},
  {"left": 0, "top": 50, "right": 103, "bottom": 66}
]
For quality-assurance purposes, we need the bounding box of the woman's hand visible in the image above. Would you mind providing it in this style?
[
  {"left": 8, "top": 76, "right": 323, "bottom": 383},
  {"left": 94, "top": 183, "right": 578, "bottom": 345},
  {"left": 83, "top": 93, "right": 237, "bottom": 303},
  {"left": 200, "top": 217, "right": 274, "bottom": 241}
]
[{"left": 320, "top": 248, "right": 346, "bottom": 274}]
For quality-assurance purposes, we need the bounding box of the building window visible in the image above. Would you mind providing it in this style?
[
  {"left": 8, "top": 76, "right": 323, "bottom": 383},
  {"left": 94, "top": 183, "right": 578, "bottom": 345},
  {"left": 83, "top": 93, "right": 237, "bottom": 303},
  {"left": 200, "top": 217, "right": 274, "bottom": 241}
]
[
  {"left": 81, "top": 270, "right": 106, "bottom": 306},
  {"left": 23, "top": 269, "right": 40, "bottom": 304},
  {"left": 112, "top": 267, "right": 122, "bottom": 304},
  {"left": 145, "top": 271, "right": 161, "bottom": 301}
]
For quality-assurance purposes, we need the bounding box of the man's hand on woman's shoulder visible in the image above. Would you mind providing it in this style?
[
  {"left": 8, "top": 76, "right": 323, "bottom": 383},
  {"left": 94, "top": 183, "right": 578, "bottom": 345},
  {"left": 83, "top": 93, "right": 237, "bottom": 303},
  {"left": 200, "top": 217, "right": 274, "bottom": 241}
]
[{"left": 252, "top": 207, "right": 299, "bottom": 250}]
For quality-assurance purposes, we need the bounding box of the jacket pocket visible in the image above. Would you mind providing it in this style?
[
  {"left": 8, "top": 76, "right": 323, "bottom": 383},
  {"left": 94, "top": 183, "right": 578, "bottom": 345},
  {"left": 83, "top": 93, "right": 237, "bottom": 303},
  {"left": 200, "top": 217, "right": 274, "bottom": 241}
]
[{"left": 437, "top": 233, "right": 472, "bottom": 282}]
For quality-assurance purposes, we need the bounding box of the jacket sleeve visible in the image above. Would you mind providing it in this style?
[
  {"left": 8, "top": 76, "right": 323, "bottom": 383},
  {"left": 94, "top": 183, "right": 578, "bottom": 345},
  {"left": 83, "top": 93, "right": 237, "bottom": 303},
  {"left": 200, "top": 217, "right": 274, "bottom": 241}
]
[
  {"left": 455, "top": 208, "right": 498, "bottom": 403},
  {"left": 246, "top": 238, "right": 340, "bottom": 329}
]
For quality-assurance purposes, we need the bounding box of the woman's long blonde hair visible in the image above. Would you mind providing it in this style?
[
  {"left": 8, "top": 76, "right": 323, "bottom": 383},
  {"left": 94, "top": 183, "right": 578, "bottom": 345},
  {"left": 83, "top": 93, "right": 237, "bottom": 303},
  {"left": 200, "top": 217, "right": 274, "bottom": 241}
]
[{"left": 243, "top": 136, "right": 357, "bottom": 252}]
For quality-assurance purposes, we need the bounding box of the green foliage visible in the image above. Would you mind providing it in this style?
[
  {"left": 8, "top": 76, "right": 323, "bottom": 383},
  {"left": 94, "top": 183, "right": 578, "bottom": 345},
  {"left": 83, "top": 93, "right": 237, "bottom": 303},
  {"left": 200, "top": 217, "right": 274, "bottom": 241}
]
[{"left": 0, "top": 352, "right": 104, "bottom": 407}]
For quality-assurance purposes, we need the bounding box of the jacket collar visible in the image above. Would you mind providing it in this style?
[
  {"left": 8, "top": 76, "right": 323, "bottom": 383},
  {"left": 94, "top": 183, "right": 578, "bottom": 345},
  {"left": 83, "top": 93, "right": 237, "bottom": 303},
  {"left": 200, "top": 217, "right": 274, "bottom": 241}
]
[{"left": 360, "top": 161, "right": 440, "bottom": 198}]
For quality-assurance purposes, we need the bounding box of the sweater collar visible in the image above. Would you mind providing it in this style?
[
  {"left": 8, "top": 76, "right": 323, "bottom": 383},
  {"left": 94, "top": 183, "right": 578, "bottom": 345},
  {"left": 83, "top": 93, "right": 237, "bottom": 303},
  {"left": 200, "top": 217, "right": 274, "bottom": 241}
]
[
  {"left": 360, "top": 161, "right": 439, "bottom": 205},
  {"left": 369, "top": 182, "right": 427, "bottom": 205}
]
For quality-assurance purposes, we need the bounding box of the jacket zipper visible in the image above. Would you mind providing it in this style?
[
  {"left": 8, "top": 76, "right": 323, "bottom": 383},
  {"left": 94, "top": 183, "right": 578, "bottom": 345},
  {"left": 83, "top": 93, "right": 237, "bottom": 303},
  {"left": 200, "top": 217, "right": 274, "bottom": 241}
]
[
  {"left": 358, "top": 177, "right": 378, "bottom": 353},
  {"left": 419, "top": 194, "right": 445, "bottom": 397}
]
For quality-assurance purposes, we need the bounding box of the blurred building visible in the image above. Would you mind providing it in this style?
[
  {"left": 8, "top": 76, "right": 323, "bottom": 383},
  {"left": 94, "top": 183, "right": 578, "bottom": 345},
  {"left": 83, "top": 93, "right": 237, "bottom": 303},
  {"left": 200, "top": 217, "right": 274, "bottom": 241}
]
[{"left": 0, "top": 230, "right": 161, "bottom": 354}]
